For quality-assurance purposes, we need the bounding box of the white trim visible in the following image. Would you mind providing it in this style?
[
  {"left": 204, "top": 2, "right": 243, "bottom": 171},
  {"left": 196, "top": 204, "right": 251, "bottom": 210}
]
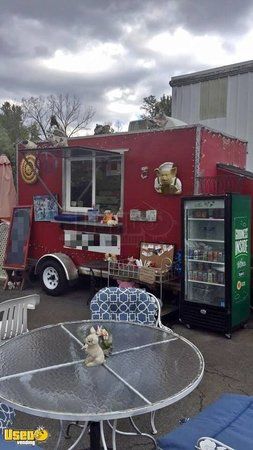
[
  {"left": 65, "top": 156, "right": 93, "bottom": 212},
  {"left": 120, "top": 154, "right": 125, "bottom": 214},
  {"left": 16, "top": 143, "right": 19, "bottom": 202},
  {"left": 64, "top": 154, "right": 124, "bottom": 213},
  {"left": 62, "top": 156, "right": 66, "bottom": 211},
  {"left": 92, "top": 155, "right": 96, "bottom": 206},
  {"left": 194, "top": 125, "right": 202, "bottom": 194}
]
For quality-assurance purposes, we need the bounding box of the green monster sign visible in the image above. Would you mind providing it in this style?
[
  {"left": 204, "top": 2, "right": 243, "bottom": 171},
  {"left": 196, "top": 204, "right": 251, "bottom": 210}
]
[{"left": 231, "top": 195, "right": 251, "bottom": 327}]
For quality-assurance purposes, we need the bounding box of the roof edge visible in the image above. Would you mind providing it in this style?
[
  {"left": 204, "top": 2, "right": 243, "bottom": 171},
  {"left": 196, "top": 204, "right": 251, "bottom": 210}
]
[
  {"left": 170, "top": 60, "right": 253, "bottom": 87},
  {"left": 217, "top": 163, "right": 253, "bottom": 179}
]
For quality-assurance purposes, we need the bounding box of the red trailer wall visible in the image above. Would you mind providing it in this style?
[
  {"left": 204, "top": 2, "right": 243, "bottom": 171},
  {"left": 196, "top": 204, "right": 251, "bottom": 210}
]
[
  {"left": 70, "top": 127, "right": 196, "bottom": 259},
  {"left": 199, "top": 128, "right": 247, "bottom": 177},
  {"left": 18, "top": 127, "right": 197, "bottom": 265},
  {"left": 18, "top": 150, "right": 66, "bottom": 259}
]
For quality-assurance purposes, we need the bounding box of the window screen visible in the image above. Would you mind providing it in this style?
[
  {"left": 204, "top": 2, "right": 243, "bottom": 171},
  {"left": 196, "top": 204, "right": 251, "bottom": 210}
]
[{"left": 70, "top": 159, "right": 92, "bottom": 208}]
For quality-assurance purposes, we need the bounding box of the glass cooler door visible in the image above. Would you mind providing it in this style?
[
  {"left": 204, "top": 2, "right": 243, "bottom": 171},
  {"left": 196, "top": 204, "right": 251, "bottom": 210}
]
[{"left": 184, "top": 198, "right": 225, "bottom": 308}]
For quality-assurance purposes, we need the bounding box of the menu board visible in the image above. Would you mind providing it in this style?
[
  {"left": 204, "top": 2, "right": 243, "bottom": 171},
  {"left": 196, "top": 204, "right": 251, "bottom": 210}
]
[{"left": 3, "top": 206, "right": 33, "bottom": 269}]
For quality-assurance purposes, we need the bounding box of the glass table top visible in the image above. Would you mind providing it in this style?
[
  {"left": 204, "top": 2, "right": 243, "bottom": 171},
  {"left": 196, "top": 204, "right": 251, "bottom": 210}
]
[{"left": 0, "top": 321, "right": 204, "bottom": 421}]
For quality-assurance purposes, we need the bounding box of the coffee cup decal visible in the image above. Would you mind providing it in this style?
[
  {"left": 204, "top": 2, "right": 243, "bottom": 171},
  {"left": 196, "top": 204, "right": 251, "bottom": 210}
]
[{"left": 154, "top": 162, "right": 182, "bottom": 195}]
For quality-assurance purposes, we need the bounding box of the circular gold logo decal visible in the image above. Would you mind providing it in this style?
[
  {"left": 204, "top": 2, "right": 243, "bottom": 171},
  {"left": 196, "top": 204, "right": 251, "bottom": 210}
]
[
  {"left": 237, "top": 281, "right": 242, "bottom": 290},
  {"left": 20, "top": 154, "right": 38, "bottom": 184}
]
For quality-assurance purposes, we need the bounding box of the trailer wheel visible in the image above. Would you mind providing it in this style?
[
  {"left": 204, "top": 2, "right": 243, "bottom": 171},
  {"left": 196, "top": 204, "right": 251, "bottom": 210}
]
[{"left": 39, "top": 260, "right": 68, "bottom": 296}]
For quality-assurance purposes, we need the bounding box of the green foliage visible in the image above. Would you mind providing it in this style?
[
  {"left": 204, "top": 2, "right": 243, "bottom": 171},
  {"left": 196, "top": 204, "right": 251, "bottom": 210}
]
[
  {"left": 0, "top": 102, "right": 25, "bottom": 143},
  {"left": 141, "top": 94, "right": 172, "bottom": 119},
  {"left": 159, "top": 94, "right": 172, "bottom": 116},
  {"left": 0, "top": 101, "right": 40, "bottom": 144},
  {"left": 0, "top": 101, "right": 40, "bottom": 177},
  {"left": 0, "top": 123, "right": 13, "bottom": 158},
  {"left": 0, "top": 123, "right": 16, "bottom": 181}
]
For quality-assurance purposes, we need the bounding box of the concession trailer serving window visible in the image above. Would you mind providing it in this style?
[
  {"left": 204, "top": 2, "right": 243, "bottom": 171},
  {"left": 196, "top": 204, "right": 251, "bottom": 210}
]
[
  {"left": 19, "top": 146, "right": 125, "bottom": 216},
  {"left": 64, "top": 147, "right": 124, "bottom": 214},
  {"left": 65, "top": 154, "right": 123, "bottom": 213}
]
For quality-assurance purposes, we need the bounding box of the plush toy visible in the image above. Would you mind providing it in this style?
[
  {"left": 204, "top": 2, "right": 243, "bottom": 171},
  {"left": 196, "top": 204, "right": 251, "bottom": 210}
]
[
  {"left": 107, "top": 213, "right": 118, "bottom": 226},
  {"left": 127, "top": 256, "right": 136, "bottom": 265},
  {"left": 101, "top": 210, "right": 118, "bottom": 225},
  {"left": 83, "top": 327, "right": 105, "bottom": 367},
  {"left": 104, "top": 253, "right": 117, "bottom": 262}
]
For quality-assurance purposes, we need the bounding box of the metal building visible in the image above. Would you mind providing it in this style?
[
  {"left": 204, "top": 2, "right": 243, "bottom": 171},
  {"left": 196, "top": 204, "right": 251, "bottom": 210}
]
[{"left": 170, "top": 60, "right": 253, "bottom": 171}]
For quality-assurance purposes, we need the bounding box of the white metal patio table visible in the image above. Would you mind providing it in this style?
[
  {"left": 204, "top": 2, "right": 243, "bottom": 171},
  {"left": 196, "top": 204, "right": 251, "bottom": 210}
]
[{"left": 0, "top": 320, "right": 204, "bottom": 449}]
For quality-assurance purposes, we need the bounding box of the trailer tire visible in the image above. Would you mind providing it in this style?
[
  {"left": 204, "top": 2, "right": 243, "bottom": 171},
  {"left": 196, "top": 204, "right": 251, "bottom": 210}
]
[{"left": 39, "top": 260, "right": 68, "bottom": 296}]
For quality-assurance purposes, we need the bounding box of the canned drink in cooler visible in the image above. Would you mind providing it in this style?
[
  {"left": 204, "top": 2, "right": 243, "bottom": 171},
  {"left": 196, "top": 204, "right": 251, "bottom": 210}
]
[
  {"left": 203, "top": 272, "right": 208, "bottom": 282},
  {"left": 208, "top": 270, "right": 213, "bottom": 283},
  {"left": 203, "top": 251, "right": 208, "bottom": 261},
  {"left": 189, "top": 248, "right": 194, "bottom": 259},
  {"left": 218, "top": 251, "right": 223, "bottom": 262}
]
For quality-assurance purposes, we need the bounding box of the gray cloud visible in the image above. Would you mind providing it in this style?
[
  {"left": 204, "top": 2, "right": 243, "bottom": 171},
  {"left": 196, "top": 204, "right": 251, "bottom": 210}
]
[
  {"left": 174, "top": 0, "right": 253, "bottom": 35},
  {"left": 1, "top": 0, "right": 253, "bottom": 130}
]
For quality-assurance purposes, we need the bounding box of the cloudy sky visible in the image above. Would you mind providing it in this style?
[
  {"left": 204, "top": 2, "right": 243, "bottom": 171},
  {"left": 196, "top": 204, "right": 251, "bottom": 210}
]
[{"left": 1, "top": 0, "right": 253, "bottom": 132}]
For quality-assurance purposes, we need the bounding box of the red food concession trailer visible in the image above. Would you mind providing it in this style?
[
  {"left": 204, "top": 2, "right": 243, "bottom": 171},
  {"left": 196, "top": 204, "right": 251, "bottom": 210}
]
[{"left": 16, "top": 124, "right": 249, "bottom": 296}]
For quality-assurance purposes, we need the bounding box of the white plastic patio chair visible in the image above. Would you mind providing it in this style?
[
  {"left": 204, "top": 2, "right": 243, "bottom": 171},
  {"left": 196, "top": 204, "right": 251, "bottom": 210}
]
[
  {"left": 0, "top": 294, "right": 40, "bottom": 340},
  {"left": 0, "top": 294, "right": 40, "bottom": 428}
]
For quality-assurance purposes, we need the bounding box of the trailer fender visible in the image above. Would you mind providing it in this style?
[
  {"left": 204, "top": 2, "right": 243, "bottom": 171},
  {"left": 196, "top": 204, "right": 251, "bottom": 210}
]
[{"left": 35, "top": 253, "right": 78, "bottom": 281}]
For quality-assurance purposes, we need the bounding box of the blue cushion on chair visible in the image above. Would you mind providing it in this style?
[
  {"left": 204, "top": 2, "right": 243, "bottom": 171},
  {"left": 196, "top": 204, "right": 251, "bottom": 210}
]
[
  {"left": 0, "top": 435, "right": 22, "bottom": 449},
  {"left": 157, "top": 394, "right": 253, "bottom": 450},
  {"left": 90, "top": 287, "right": 159, "bottom": 325},
  {"left": 0, "top": 403, "right": 15, "bottom": 432}
]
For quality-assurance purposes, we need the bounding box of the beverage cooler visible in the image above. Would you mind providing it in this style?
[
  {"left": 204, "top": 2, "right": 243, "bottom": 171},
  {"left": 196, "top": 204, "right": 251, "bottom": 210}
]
[{"left": 180, "top": 194, "right": 251, "bottom": 338}]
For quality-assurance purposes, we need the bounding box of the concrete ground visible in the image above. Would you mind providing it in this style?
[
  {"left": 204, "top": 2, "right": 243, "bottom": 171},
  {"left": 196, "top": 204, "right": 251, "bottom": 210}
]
[{"left": 0, "top": 279, "right": 253, "bottom": 450}]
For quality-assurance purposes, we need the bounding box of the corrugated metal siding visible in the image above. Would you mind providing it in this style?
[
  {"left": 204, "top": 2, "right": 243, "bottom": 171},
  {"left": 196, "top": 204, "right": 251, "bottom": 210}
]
[
  {"left": 200, "top": 78, "right": 227, "bottom": 119},
  {"left": 172, "top": 84, "right": 200, "bottom": 124},
  {"left": 172, "top": 71, "right": 253, "bottom": 170}
]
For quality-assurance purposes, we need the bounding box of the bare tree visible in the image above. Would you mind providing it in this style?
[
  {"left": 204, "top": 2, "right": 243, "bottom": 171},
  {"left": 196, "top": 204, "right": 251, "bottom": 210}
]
[
  {"left": 114, "top": 120, "right": 123, "bottom": 132},
  {"left": 22, "top": 96, "right": 51, "bottom": 139},
  {"left": 22, "top": 94, "right": 95, "bottom": 139}
]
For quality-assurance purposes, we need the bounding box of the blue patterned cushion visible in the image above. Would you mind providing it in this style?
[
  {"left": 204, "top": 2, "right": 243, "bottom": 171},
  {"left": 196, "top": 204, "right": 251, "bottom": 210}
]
[
  {"left": 90, "top": 287, "right": 158, "bottom": 325},
  {"left": 0, "top": 403, "right": 15, "bottom": 432}
]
